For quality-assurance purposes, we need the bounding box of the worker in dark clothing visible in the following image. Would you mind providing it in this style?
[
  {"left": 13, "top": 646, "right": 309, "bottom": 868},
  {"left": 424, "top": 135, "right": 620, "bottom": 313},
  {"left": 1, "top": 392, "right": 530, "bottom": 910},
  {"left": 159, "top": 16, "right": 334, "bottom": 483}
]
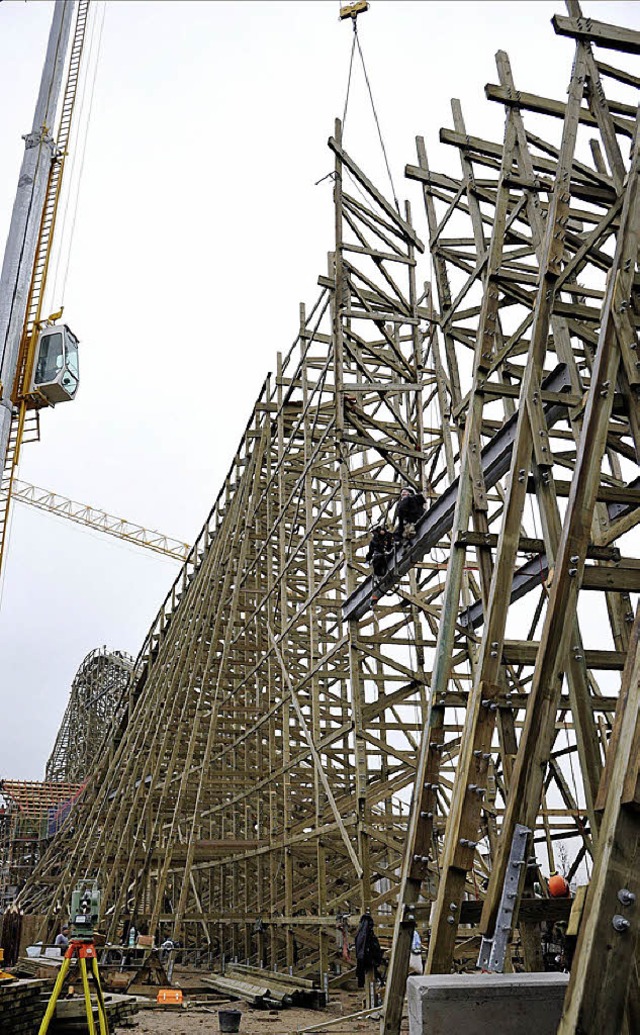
[
  {"left": 394, "top": 486, "right": 426, "bottom": 542},
  {"left": 366, "top": 524, "right": 394, "bottom": 577},
  {"left": 354, "top": 912, "right": 384, "bottom": 988}
]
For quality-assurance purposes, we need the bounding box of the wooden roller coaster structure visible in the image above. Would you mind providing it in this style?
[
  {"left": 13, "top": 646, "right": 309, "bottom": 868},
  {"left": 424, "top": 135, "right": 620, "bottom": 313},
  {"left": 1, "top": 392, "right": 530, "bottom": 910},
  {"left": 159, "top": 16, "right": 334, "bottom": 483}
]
[{"left": 9, "top": 4, "right": 640, "bottom": 1031}]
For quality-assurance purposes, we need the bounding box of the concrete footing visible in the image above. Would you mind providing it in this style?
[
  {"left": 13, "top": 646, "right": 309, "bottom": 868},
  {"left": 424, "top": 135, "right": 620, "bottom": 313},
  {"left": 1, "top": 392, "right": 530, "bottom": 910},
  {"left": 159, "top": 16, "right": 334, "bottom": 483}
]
[{"left": 407, "top": 972, "right": 569, "bottom": 1035}]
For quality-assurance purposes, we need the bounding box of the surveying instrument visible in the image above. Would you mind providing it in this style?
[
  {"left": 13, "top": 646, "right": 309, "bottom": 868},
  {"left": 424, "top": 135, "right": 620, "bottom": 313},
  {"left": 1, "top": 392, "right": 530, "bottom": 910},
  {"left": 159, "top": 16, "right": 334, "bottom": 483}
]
[{"left": 38, "top": 882, "right": 109, "bottom": 1035}]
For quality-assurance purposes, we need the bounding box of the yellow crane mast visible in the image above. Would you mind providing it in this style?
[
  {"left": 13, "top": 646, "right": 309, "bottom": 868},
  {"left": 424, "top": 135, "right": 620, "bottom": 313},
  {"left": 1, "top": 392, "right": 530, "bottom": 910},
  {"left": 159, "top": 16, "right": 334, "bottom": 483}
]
[{"left": 0, "top": 1, "right": 89, "bottom": 578}]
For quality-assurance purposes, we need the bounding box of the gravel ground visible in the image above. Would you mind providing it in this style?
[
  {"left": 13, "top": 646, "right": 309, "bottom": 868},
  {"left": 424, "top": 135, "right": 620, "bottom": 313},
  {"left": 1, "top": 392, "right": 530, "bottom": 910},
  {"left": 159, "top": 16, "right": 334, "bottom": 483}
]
[{"left": 112, "top": 990, "right": 400, "bottom": 1035}]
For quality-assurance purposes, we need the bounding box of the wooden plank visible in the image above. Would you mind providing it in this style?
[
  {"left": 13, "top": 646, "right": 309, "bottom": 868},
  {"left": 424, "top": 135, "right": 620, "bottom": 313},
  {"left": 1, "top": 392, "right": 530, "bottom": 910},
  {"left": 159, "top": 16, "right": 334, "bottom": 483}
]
[
  {"left": 381, "top": 704, "right": 446, "bottom": 1035},
  {"left": 558, "top": 608, "right": 640, "bottom": 1034},
  {"left": 553, "top": 13, "right": 640, "bottom": 55},
  {"left": 328, "top": 137, "right": 425, "bottom": 252},
  {"left": 425, "top": 681, "right": 502, "bottom": 972},
  {"left": 267, "top": 627, "right": 363, "bottom": 879},
  {"left": 485, "top": 83, "right": 635, "bottom": 137}
]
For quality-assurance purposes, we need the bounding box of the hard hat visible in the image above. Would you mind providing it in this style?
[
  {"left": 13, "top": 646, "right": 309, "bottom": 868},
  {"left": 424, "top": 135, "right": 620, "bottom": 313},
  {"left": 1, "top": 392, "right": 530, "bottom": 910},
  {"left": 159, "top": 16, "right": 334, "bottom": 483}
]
[{"left": 548, "top": 873, "right": 570, "bottom": 898}]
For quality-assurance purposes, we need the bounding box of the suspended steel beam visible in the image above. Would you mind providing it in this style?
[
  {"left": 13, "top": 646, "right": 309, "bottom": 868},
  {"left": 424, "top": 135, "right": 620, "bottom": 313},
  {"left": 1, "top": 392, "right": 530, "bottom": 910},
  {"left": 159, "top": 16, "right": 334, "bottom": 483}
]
[{"left": 343, "top": 364, "right": 573, "bottom": 620}]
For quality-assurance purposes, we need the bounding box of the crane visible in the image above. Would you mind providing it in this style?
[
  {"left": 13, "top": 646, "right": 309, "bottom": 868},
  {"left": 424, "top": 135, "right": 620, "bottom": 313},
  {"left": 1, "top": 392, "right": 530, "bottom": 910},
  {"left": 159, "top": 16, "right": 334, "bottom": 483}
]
[
  {"left": 12, "top": 480, "right": 191, "bottom": 562},
  {"left": 0, "top": 1, "right": 89, "bottom": 579},
  {"left": 0, "top": 3, "right": 189, "bottom": 574}
]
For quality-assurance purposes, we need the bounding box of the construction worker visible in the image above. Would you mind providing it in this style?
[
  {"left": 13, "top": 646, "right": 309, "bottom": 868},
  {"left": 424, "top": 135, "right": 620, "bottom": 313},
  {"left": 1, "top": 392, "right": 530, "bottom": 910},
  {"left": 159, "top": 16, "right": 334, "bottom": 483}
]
[
  {"left": 409, "top": 927, "right": 423, "bottom": 975},
  {"left": 54, "top": 925, "right": 70, "bottom": 949},
  {"left": 354, "top": 911, "right": 383, "bottom": 988},
  {"left": 366, "top": 524, "right": 394, "bottom": 577},
  {"left": 394, "top": 486, "right": 426, "bottom": 542}
]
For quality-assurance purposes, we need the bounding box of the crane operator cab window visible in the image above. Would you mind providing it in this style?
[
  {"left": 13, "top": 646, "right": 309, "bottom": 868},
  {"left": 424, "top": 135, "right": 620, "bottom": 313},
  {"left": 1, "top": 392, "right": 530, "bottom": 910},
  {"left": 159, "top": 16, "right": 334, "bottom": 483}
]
[{"left": 31, "top": 324, "right": 79, "bottom": 404}]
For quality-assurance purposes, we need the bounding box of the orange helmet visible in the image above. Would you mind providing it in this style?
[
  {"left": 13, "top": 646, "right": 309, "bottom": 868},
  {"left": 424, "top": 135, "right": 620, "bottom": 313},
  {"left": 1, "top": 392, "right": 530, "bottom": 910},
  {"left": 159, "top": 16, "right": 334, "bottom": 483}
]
[{"left": 548, "top": 873, "right": 570, "bottom": 898}]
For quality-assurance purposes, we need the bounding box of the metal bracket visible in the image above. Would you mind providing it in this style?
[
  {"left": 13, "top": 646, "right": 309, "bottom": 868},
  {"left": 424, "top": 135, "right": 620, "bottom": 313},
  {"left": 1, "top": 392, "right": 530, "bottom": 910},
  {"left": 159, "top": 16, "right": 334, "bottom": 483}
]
[
  {"left": 477, "top": 823, "right": 531, "bottom": 972},
  {"left": 339, "top": 1, "right": 370, "bottom": 20}
]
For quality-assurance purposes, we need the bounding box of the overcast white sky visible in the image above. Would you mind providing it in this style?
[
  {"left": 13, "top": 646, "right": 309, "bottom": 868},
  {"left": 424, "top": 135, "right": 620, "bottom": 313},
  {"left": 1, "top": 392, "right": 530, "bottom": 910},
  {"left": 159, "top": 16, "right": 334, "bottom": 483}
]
[{"left": 0, "top": 0, "right": 637, "bottom": 780}]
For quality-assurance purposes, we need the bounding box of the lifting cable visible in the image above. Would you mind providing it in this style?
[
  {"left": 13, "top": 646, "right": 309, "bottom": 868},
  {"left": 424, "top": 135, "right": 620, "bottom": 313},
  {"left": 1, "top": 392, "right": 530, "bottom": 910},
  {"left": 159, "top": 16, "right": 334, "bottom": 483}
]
[
  {"left": 51, "top": 0, "right": 107, "bottom": 309},
  {"left": 340, "top": 14, "right": 401, "bottom": 215},
  {"left": 341, "top": 21, "right": 357, "bottom": 131}
]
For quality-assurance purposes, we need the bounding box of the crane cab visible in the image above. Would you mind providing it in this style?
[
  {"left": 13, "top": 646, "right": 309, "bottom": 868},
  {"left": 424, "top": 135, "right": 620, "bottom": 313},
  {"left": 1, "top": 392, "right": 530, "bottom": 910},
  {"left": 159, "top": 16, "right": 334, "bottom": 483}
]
[{"left": 30, "top": 324, "right": 79, "bottom": 404}]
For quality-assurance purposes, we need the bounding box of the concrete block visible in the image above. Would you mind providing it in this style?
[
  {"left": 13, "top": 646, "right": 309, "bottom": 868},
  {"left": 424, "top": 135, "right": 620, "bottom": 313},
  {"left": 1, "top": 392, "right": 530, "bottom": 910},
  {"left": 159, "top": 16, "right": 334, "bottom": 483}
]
[{"left": 407, "top": 972, "right": 569, "bottom": 1035}]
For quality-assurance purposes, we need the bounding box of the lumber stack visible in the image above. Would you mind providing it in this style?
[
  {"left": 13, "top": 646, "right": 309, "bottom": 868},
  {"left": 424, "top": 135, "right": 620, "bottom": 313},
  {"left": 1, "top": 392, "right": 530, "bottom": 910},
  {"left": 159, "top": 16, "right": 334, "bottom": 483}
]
[
  {"left": 0, "top": 977, "right": 48, "bottom": 1034},
  {"left": 47, "top": 991, "right": 141, "bottom": 1031},
  {"left": 16, "top": 954, "right": 63, "bottom": 981},
  {"left": 203, "top": 972, "right": 285, "bottom": 1009},
  {"left": 229, "top": 964, "right": 326, "bottom": 1008},
  {"left": 203, "top": 965, "right": 326, "bottom": 1009}
]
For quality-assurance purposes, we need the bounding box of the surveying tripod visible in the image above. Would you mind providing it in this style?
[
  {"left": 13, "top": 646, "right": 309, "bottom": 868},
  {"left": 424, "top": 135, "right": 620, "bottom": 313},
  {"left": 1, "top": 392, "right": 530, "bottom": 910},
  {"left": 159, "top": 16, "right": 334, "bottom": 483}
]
[{"left": 38, "top": 937, "right": 109, "bottom": 1035}]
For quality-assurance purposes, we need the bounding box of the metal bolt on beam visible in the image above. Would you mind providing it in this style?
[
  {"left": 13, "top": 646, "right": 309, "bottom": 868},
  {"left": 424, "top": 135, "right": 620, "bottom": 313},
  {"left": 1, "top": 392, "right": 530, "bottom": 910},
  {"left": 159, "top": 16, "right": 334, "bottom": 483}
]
[
  {"left": 612, "top": 915, "right": 632, "bottom": 932},
  {"left": 617, "top": 889, "right": 636, "bottom": 907}
]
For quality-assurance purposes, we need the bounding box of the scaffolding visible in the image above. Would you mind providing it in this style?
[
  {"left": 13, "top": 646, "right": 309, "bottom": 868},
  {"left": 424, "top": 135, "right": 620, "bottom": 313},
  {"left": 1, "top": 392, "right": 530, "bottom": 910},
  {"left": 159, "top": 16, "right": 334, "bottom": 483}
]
[
  {"left": 0, "top": 781, "right": 81, "bottom": 907},
  {"left": 13, "top": 3, "right": 640, "bottom": 1027}
]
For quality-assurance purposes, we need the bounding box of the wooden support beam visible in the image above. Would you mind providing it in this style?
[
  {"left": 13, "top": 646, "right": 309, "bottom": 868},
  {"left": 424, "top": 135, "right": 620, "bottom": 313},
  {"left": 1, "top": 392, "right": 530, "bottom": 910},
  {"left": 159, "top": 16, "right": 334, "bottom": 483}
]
[
  {"left": 480, "top": 107, "right": 640, "bottom": 955},
  {"left": 553, "top": 13, "right": 640, "bottom": 55},
  {"left": 558, "top": 607, "right": 640, "bottom": 1034}
]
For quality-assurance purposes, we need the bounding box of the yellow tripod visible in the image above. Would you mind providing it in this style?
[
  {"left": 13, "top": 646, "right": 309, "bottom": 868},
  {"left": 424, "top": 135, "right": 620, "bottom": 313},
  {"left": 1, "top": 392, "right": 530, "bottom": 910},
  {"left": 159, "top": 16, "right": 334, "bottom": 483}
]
[{"left": 38, "top": 938, "right": 109, "bottom": 1035}]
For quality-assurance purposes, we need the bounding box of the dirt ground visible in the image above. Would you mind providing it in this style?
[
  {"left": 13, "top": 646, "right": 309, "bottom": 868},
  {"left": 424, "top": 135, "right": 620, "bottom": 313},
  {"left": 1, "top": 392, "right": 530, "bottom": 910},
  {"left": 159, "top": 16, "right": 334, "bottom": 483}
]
[{"left": 113, "top": 989, "right": 406, "bottom": 1035}]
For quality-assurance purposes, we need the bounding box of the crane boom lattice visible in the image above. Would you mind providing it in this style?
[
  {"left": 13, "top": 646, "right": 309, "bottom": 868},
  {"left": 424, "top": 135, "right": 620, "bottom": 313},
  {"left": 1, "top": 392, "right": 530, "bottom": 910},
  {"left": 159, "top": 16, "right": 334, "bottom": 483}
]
[{"left": 13, "top": 480, "right": 191, "bottom": 562}]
